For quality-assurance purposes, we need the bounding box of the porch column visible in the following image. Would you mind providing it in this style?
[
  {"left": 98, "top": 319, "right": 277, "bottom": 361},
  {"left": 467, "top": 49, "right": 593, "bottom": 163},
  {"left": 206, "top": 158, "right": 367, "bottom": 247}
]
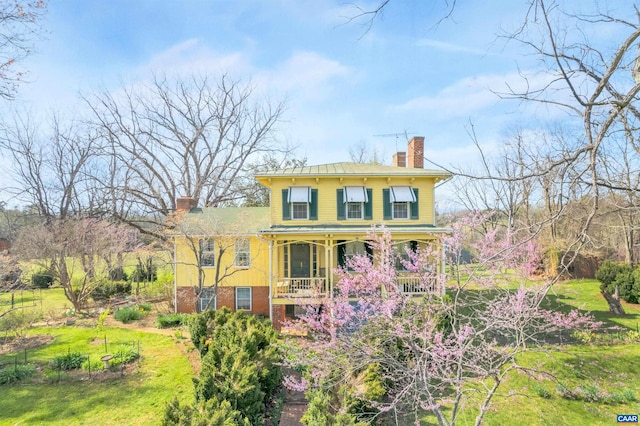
[
  {"left": 272, "top": 239, "right": 280, "bottom": 299},
  {"left": 441, "top": 238, "right": 446, "bottom": 296},
  {"left": 328, "top": 238, "right": 334, "bottom": 297},
  {"left": 268, "top": 239, "right": 273, "bottom": 323}
]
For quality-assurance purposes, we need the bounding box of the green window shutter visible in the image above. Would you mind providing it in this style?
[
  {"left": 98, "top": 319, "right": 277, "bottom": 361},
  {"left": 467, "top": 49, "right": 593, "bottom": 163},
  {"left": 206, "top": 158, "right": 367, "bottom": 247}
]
[
  {"left": 411, "top": 189, "right": 419, "bottom": 220},
  {"left": 336, "top": 189, "right": 345, "bottom": 220},
  {"left": 337, "top": 241, "right": 346, "bottom": 267},
  {"left": 310, "top": 189, "right": 318, "bottom": 220},
  {"left": 383, "top": 189, "right": 391, "bottom": 220},
  {"left": 364, "top": 188, "right": 373, "bottom": 220},
  {"left": 282, "top": 189, "right": 290, "bottom": 220},
  {"left": 365, "top": 242, "right": 373, "bottom": 259}
]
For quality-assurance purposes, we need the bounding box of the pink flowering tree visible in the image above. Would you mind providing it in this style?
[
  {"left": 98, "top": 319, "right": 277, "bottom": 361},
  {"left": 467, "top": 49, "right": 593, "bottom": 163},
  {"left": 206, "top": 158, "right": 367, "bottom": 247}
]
[
  {"left": 13, "top": 218, "right": 140, "bottom": 311},
  {"left": 284, "top": 215, "right": 600, "bottom": 425}
]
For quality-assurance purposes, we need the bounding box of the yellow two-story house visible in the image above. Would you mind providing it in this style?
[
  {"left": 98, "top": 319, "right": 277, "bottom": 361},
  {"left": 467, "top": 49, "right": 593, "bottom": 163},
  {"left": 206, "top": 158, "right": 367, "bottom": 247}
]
[{"left": 174, "top": 137, "right": 451, "bottom": 330}]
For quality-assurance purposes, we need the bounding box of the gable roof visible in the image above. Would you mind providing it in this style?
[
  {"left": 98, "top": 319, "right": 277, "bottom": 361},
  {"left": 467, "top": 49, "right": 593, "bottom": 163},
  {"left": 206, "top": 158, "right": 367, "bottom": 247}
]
[{"left": 255, "top": 162, "right": 451, "bottom": 183}]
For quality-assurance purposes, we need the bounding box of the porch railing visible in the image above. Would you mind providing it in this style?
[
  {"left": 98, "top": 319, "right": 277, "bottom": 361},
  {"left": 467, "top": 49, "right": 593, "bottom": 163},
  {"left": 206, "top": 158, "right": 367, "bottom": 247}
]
[
  {"left": 275, "top": 277, "right": 327, "bottom": 297},
  {"left": 396, "top": 276, "right": 435, "bottom": 295}
]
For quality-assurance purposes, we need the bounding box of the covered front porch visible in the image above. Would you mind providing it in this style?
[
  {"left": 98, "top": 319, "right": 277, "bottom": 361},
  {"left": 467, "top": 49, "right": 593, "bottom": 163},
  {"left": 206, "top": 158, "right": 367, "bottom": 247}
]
[{"left": 261, "top": 227, "right": 448, "bottom": 303}]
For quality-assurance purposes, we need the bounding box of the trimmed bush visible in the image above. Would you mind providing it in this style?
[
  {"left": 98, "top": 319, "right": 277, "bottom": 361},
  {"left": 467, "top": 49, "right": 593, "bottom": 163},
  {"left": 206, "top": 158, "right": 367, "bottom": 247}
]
[
  {"left": 613, "top": 269, "right": 637, "bottom": 303},
  {"left": 31, "top": 272, "right": 53, "bottom": 289},
  {"left": 596, "top": 261, "right": 629, "bottom": 292},
  {"left": 170, "top": 308, "right": 281, "bottom": 424},
  {"left": 596, "top": 261, "right": 640, "bottom": 304}
]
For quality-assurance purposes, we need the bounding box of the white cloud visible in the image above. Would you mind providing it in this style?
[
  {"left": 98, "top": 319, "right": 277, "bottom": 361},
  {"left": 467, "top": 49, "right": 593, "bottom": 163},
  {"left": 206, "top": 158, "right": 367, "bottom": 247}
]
[
  {"left": 416, "top": 38, "right": 494, "bottom": 56},
  {"left": 133, "top": 38, "right": 251, "bottom": 79},
  {"left": 255, "top": 51, "right": 351, "bottom": 100},
  {"left": 393, "top": 71, "right": 554, "bottom": 118}
]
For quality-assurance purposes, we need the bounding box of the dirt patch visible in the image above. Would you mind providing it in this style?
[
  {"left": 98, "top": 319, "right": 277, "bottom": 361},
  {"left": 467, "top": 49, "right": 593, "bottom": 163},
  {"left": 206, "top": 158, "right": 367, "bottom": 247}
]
[{"left": 0, "top": 334, "right": 55, "bottom": 356}]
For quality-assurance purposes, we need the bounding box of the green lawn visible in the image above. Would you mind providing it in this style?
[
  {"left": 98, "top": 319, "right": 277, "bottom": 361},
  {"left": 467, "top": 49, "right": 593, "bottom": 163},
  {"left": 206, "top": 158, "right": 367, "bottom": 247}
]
[
  {"left": 0, "top": 325, "right": 193, "bottom": 425},
  {"left": 467, "top": 279, "right": 640, "bottom": 426},
  {"left": 1, "top": 287, "right": 72, "bottom": 315}
]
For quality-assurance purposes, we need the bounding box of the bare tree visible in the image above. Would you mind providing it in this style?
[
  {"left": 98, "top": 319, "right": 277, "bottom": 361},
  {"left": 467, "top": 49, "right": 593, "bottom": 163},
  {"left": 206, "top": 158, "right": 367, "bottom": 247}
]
[
  {"left": 84, "top": 74, "right": 286, "bottom": 237},
  {"left": 237, "top": 152, "right": 307, "bottom": 207},
  {"left": 12, "top": 218, "right": 139, "bottom": 311},
  {"left": 597, "top": 137, "right": 640, "bottom": 264},
  {"left": 342, "top": 0, "right": 457, "bottom": 36},
  {"left": 499, "top": 0, "right": 640, "bottom": 242},
  {"left": 0, "top": 0, "right": 46, "bottom": 99},
  {"left": 0, "top": 112, "right": 101, "bottom": 219},
  {"left": 348, "top": 139, "right": 386, "bottom": 165}
]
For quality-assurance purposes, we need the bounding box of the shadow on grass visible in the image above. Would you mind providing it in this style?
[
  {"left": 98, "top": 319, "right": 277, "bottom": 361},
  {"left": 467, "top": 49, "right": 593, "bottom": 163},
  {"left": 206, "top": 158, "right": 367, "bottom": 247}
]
[
  {"left": 448, "top": 280, "right": 640, "bottom": 346},
  {"left": 1, "top": 375, "right": 168, "bottom": 425},
  {"left": 543, "top": 293, "right": 640, "bottom": 331}
]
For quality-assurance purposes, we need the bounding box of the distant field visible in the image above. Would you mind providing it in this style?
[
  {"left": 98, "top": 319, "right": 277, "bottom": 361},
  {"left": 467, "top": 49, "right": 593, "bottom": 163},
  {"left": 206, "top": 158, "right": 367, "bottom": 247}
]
[{"left": 0, "top": 287, "right": 71, "bottom": 315}]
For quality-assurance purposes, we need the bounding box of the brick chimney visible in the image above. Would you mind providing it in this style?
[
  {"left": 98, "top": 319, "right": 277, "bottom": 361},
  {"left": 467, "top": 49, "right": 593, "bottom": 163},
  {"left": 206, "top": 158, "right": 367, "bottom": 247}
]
[
  {"left": 392, "top": 151, "right": 407, "bottom": 167},
  {"left": 407, "top": 136, "right": 424, "bottom": 168},
  {"left": 176, "top": 196, "right": 198, "bottom": 212}
]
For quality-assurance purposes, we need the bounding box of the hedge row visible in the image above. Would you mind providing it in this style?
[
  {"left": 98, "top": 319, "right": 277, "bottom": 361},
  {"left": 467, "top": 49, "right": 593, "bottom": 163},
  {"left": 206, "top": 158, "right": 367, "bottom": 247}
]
[{"left": 596, "top": 261, "right": 640, "bottom": 304}]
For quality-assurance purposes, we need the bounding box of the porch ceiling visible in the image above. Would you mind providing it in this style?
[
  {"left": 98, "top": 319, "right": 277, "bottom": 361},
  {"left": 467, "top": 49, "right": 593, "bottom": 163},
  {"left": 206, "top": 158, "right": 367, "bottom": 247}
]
[{"left": 260, "top": 224, "right": 451, "bottom": 236}]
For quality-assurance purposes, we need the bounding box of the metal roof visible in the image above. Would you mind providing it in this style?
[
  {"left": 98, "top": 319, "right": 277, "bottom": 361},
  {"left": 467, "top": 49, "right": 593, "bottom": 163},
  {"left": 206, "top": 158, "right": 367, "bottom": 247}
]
[{"left": 255, "top": 162, "right": 452, "bottom": 179}]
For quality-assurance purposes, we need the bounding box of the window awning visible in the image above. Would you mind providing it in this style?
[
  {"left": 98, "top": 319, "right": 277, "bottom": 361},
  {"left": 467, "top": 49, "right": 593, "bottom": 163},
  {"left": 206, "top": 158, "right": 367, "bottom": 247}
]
[
  {"left": 389, "top": 186, "right": 416, "bottom": 202},
  {"left": 288, "top": 186, "right": 311, "bottom": 203},
  {"left": 343, "top": 186, "right": 368, "bottom": 203}
]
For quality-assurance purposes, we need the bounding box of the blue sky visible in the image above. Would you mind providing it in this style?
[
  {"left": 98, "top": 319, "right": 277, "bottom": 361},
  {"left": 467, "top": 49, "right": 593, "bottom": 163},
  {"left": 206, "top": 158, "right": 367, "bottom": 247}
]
[{"left": 5, "top": 0, "right": 636, "bottom": 183}]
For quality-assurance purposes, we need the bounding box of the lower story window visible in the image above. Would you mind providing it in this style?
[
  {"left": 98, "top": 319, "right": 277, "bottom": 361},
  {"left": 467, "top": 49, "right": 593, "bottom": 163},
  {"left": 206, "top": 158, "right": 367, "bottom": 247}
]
[
  {"left": 285, "top": 304, "right": 306, "bottom": 319},
  {"left": 236, "top": 287, "right": 252, "bottom": 310},
  {"left": 199, "top": 287, "right": 216, "bottom": 312}
]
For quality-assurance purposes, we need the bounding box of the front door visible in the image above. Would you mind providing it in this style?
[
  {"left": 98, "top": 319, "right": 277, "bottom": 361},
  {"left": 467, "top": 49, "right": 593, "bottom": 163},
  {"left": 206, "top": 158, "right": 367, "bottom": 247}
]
[{"left": 290, "top": 243, "right": 310, "bottom": 278}]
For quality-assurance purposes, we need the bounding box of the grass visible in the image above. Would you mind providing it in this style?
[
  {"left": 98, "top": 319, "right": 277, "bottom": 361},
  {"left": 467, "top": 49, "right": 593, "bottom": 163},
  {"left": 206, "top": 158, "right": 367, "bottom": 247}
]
[
  {"left": 423, "top": 278, "right": 640, "bottom": 425},
  {"left": 545, "top": 279, "right": 640, "bottom": 330},
  {"left": 0, "top": 325, "right": 193, "bottom": 425},
  {"left": 0, "top": 287, "right": 71, "bottom": 313}
]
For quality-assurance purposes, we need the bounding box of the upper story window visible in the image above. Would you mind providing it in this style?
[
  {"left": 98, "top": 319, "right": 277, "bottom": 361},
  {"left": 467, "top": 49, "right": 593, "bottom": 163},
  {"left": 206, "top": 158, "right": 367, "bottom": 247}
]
[
  {"left": 289, "top": 186, "right": 310, "bottom": 219},
  {"left": 234, "top": 238, "right": 251, "bottom": 268},
  {"left": 337, "top": 187, "right": 372, "bottom": 220},
  {"left": 383, "top": 187, "right": 419, "bottom": 220},
  {"left": 199, "top": 238, "right": 215, "bottom": 267},
  {"left": 282, "top": 187, "right": 318, "bottom": 221},
  {"left": 345, "top": 186, "right": 367, "bottom": 219}
]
